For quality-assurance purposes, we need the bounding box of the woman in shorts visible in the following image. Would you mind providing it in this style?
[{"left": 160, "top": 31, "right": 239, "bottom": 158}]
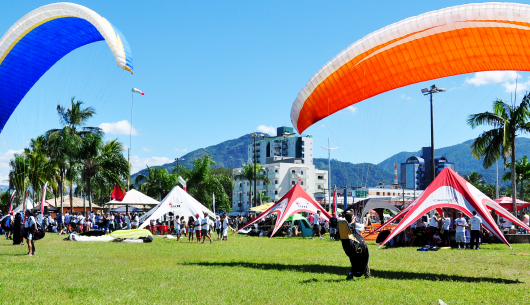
[
  {"left": 188, "top": 216, "right": 194, "bottom": 242},
  {"left": 24, "top": 209, "right": 38, "bottom": 256},
  {"left": 194, "top": 214, "right": 202, "bottom": 243}
]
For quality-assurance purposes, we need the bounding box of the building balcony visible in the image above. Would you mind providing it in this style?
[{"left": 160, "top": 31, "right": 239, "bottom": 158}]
[
  {"left": 256, "top": 184, "right": 268, "bottom": 190},
  {"left": 268, "top": 172, "right": 280, "bottom": 179},
  {"left": 234, "top": 186, "right": 244, "bottom": 192},
  {"left": 316, "top": 179, "right": 326, "bottom": 184},
  {"left": 290, "top": 173, "right": 309, "bottom": 179}
]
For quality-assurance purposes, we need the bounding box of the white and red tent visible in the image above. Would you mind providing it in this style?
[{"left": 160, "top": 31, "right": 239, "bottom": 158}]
[
  {"left": 379, "top": 168, "right": 530, "bottom": 249},
  {"left": 237, "top": 184, "right": 331, "bottom": 237}
]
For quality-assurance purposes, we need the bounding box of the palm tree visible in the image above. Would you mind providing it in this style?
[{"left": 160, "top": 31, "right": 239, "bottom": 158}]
[
  {"left": 46, "top": 98, "right": 101, "bottom": 213},
  {"left": 468, "top": 96, "right": 530, "bottom": 214},
  {"left": 233, "top": 162, "right": 270, "bottom": 208},
  {"left": 502, "top": 156, "right": 530, "bottom": 201},
  {"left": 78, "top": 134, "right": 129, "bottom": 212},
  {"left": 182, "top": 155, "right": 230, "bottom": 210},
  {"left": 135, "top": 166, "right": 177, "bottom": 200},
  {"left": 464, "top": 172, "right": 486, "bottom": 189},
  {"left": 8, "top": 153, "right": 29, "bottom": 207}
]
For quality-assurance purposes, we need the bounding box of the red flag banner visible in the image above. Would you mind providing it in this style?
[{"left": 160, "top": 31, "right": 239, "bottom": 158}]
[{"left": 111, "top": 185, "right": 126, "bottom": 201}]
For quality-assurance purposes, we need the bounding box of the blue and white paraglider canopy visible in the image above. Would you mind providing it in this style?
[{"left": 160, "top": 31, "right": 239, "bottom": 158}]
[{"left": 0, "top": 2, "right": 134, "bottom": 133}]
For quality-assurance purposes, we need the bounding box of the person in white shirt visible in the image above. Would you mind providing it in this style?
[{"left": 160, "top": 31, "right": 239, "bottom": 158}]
[
  {"left": 201, "top": 212, "right": 212, "bottom": 244},
  {"left": 469, "top": 211, "right": 483, "bottom": 250},
  {"left": 221, "top": 213, "right": 233, "bottom": 241},
  {"left": 429, "top": 212, "right": 440, "bottom": 229},
  {"left": 124, "top": 213, "right": 131, "bottom": 230},
  {"left": 454, "top": 213, "right": 468, "bottom": 249},
  {"left": 442, "top": 213, "right": 452, "bottom": 246},
  {"left": 174, "top": 215, "right": 181, "bottom": 241},
  {"left": 215, "top": 216, "right": 221, "bottom": 240},
  {"left": 500, "top": 217, "right": 513, "bottom": 230},
  {"left": 132, "top": 214, "right": 139, "bottom": 229},
  {"left": 311, "top": 210, "right": 323, "bottom": 240},
  {"left": 24, "top": 209, "right": 38, "bottom": 256},
  {"left": 194, "top": 214, "right": 202, "bottom": 243}
]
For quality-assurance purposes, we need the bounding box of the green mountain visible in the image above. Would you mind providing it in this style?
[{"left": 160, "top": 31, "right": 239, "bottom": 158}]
[
  {"left": 133, "top": 132, "right": 530, "bottom": 188},
  {"left": 377, "top": 137, "right": 530, "bottom": 186},
  {"left": 131, "top": 134, "right": 393, "bottom": 187}
]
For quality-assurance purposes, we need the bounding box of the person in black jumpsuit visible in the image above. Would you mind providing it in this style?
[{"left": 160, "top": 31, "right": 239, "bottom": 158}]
[
  {"left": 13, "top": 211, "right": 24, "bottom": 245},
  {"left": 340, "top": 210, "right": 370, "bottom": 279}
]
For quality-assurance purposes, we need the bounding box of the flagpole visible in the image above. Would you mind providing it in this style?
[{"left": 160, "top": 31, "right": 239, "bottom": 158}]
[{"left": 128, "top": 91, "right": 133, "bottom": 191}]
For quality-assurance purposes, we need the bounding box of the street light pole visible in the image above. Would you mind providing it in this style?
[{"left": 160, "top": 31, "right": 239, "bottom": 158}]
[
  {"left": 321, "top": 138, "right": 338, "bottom": 206},
  {"left": 421, "top": 84, "right": 446, "bottom": 185},
  {"left": 175, "top": 157, "right": 185, "bottom": 175}
]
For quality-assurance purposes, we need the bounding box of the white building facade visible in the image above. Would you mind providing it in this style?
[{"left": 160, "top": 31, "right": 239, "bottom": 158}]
[{"left": 233, "top": 127, "right": 327, "bottom": 214}]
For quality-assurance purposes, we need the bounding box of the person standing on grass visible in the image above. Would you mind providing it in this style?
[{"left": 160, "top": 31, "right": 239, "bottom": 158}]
[
  {"left": 201, "top": 212, "right": 212, "bottom": 244},
  {"left": 64, "top": 211, "right": 71, "bottom": 233},
  {"left": 24, "top": 209, "right": 38, "bottom": 256},
  {"left": 221, "top": 213, "right": 232, "bottom": 241},
  {"left": 329, "top": 213, "right": 338, "bottom": 240},
  {"left": 469, "top": 211, "right": 483, "bottom": 250},
  {"left": 5, "top": 211, "right": 14, "bottom": 240},
  {"left": 455, "top": 213, "right": 467, "bottom": 250},
  {"left": 194, "top": 214, "right": 202, "bottom": 243},
  {"left": 188, "top": 216, "right": 195, "bottom": 242},
  {"left": 441, "top": 212, "right": 452, "bottom": 246},
  {"left": 132, "top": 213, "right": 139, "bottom": 229},
  {"left": 215, "top": 216, "right": 221, "bottom": 240},
  {"left": 311, "top": 210, "right": 323, "bottom": 240},
  {"left": 174, "top": 215, "right": 181, "bottom": 240},
  {"left": 429, "top": 212, "right": 441, "bottom": 229}
]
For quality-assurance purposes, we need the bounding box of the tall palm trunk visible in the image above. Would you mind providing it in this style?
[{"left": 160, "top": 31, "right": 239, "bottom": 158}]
[
  {"left": 511, "top": 141, "right": 517, "bottom": 216},
  {"left": 83, "top": 191, "right": 86, "bottom": 214},
  {"left": 87, "top": 178, "right": 93, "bottom": 213},
  {"left": 69, "top": 180, "right": 73, "bottom": 213},
  {"left": 248, "top": 181, "right": 252, "bottom": 209},
  {"left": 60, "top": 171, "right": 64, "bottom": 214}
]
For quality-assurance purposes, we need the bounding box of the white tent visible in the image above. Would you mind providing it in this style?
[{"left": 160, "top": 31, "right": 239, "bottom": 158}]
[
  {"left": 139, "top": 186, "right": 215, "bottom": 229},
  {"left": 12, "top": 197, "right": 34, "bottom": 213},
  {"left": 106, "top": 189, "right": 159, "bottom": 206}
]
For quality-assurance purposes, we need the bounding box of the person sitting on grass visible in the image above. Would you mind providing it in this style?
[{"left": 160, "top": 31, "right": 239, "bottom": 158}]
[
  {"left": 405, "top": 226, "right": 416, "bottom": 247},
  {"left": 432, "top": 230, "right": 442, "bottom": 246}
]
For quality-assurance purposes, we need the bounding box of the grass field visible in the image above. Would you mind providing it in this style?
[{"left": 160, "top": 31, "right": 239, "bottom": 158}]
[{"left": 1, "top": 234, "right": 529, "bottom": 304}]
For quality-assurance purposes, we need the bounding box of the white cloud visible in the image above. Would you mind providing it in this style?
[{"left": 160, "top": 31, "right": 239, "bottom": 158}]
[
  {"left": 401, "top": 94, "right": 411, "bottom": 100},
  {"left": 130, "top": 156, "right": 173, "bottom": 174},
  {"left": 502, "top": 78, "right": 530, "bottom": 93},
  {"left": 466, "top": 71, "right": 520, "bottom": 86},
  {"left": 347, "top": 106, "right": 358, "bottom": 114},
  {"left": 174, "top": 148, "right": 189, "bottom": 153},
  {"left": 99, "top": 120, "right": 138, "bottom": 136},
  {"left": 141, "top": 147, "right": 152, "bottom": 152},
  {"left": 257, "top": 125, "right": 276, "bottom": 136},
  {"left": 0, "top": 149, "right": 23, "bottom": 183}
]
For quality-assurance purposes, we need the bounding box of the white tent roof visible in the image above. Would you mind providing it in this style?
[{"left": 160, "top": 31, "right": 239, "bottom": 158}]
[
  {"left": 13, "top": 197, "right": 34, "bottom": 213},
  {"left": 107, "top": 189, "right": 159, "bottom": 206},
  {"left": 139, "top": 186, "right": 215, "bottom": 229}
]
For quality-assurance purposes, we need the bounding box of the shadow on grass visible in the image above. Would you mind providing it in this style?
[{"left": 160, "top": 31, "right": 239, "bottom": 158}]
[{"left": 185, "top": 261, "right": 521, "bottom": 284}]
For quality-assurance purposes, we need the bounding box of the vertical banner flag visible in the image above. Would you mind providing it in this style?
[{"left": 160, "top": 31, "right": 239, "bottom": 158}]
[
  {"left": 333, "top": 188, "right": 337, "bottom": 214},
  {"left": 212, "top": 193, "right": 216, "bottom": 215},
  {"left": 343, "top": 188, "right": 348, "bottom": 212},
  {"left": 41, "top": 182, "right": 48, "bottom": 214},
  {"left": 8, "top": 190, "right": 16, "bottom": 213},
  {"left": 22, "top": 188, "right": 29, "bottom": 211}
]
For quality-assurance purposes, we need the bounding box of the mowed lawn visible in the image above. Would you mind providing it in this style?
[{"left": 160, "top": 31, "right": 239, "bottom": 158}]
[{"left": 1, "top": 234, "right": 529, "bottom": 304}]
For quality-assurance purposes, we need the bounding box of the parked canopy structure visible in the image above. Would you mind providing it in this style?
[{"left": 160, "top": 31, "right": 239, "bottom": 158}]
[
  {"left": 238, "top": 184, "right": 331, "bottom": 237},
  {"left": 291, "top": 2, "right": 530, "bottom": 133},
  {"left": 139, "top": 186, "right": 215, "bottom": 228},
  {"left": 378, "top": 168, "right": 530, "bottom": 249}
]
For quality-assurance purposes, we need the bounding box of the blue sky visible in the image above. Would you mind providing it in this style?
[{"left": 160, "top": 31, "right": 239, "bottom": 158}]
[{"left": 1, "top": 0, "right": 530, "bottom": 181}]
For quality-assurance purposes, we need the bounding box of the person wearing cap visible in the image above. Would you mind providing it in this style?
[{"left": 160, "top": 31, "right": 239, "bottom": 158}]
[
  {"left": 201, "top": 212, "right": 213, "bottom": 244},
  {"left": 4, "top": 211, "right": 14, "bottom": 240},
  {"left": 24, "top": 209, "right": 38, "bottom": 256},
  {"left": 194, "top": 213, "right": 202, "bottom": 243}
]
